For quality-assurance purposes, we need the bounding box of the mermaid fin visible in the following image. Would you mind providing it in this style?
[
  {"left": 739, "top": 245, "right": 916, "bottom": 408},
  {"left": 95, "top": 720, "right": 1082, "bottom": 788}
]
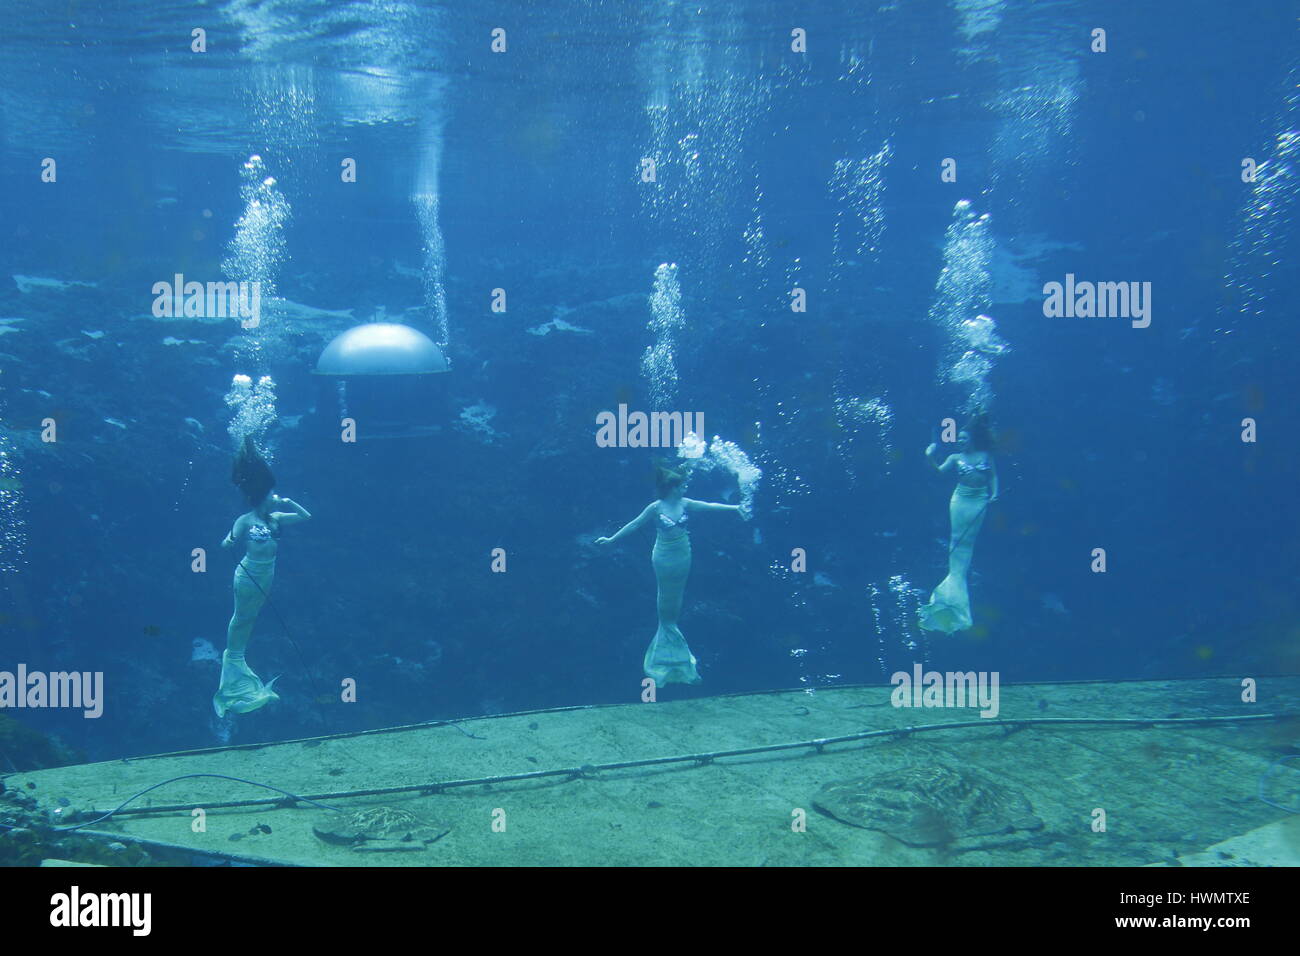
[
  {"left": 213, "top": 652, "right": 280, "bottom": 717},
  {"left": 644, "top": 625, "right": 702, "bottom": 686},
  {"left": 918, "top": 573, "right": 973, "bottom": 634}
]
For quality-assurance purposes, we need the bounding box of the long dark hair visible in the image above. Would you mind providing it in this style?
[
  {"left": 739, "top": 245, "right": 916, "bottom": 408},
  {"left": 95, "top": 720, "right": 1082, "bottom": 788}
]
[
  {"left": 231, "top": 435, "right": 275, "bottom": 507},
  {"left": 965, "top": 411, "right": 996, "bottom": 453}
]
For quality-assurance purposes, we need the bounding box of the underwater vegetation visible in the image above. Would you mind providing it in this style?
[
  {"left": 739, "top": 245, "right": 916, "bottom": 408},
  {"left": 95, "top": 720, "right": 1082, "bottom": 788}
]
[{"left": 0, "top": 712, "right": 81, "bottom": 773}]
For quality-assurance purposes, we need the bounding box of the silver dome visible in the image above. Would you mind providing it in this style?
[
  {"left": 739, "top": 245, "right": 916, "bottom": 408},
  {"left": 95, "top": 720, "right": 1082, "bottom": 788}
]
[{"left": 315, "top": 323, "right": 449, "bottom": 376}]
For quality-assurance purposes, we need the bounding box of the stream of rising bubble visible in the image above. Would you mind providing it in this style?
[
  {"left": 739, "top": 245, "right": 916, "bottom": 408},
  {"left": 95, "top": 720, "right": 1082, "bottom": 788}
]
[{"left": 221, "top": 156, "right": 290, "bottom": 365}]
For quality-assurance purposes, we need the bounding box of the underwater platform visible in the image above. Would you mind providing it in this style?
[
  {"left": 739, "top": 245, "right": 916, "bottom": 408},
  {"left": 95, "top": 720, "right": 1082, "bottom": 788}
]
[{"left": 9, "top": 676, "right": 1300, "bottom": 867}]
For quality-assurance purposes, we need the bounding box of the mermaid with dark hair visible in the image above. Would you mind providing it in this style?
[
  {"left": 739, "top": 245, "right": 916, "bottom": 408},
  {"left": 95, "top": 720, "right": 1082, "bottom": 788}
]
[
  {"left": 919, "top": 411, "right": 999, "bottom": 634},
  {"left": 213, "top": 436, "right": 312, "bottom": 717},
  {"left": 596, "top": 460, "right": 745, "bottom": 685}
]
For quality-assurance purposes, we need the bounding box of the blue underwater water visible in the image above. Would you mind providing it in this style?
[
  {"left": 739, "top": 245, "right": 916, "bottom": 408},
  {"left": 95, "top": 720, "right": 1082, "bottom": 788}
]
[{"left": 0, "top": 0, "right": 1297, "bottom": 765}]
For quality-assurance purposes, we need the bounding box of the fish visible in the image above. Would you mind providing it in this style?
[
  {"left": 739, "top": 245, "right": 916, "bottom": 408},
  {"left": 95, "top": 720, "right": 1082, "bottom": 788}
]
[
  {"left": 141, "top": 297, "right": 352, "bottom": 326},
  {"left": 528, "top": 317, "right": 592, "bottom": 336},
  {"left": 1040, "top": 593, "right": 1070, "bottom": 616},
  {"left": 0, "top": 477, "right": 22, "bottom": 492},
  {"left": 13, "top": 275, "right": 98, "bottom": 293},
  {"left": 266, "top": 298, "right": 355, "bottom": 323}
]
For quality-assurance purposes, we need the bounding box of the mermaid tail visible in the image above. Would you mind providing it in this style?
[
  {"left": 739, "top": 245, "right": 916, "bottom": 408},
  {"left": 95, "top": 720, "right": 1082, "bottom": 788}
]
[
  {"left": 919, "top": 487, "right": 988, "bottom": 634},
  {"left": 918, "top": 573, "right": 972, "bottom": 633},
  {"left": 216, "top": 557, "right": 279, "bottom": 715},
  {"left": 644, "top": 533, "right": 701, "bottom": 685},
  {"left": 213, "top": 651, "right": 280, "bottom": 717},
  {"left": 643, "top": 624, "right": 700, "bottom": 686},
  {"left": 227, "top": 558, "right": 274, "bottom": 653}
]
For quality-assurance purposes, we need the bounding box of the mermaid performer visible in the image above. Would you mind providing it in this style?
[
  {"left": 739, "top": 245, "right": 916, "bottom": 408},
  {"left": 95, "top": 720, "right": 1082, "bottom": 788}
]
[
  {"left": 214, "top": 436, "right": 312, "bottom": 716},
  {"left": 596, "top": 463, "right": 745, "bottom": 685},
  {"left": 919, "top": 413, "right": 998, "bottom": 634}
]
